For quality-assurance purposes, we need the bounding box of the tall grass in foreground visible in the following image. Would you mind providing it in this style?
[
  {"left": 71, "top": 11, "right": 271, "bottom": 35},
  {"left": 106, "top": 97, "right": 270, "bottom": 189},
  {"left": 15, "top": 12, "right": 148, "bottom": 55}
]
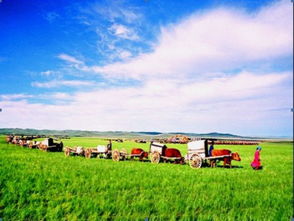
[{"left": 0, "top": 137, "right": 292, "bottom": 220}]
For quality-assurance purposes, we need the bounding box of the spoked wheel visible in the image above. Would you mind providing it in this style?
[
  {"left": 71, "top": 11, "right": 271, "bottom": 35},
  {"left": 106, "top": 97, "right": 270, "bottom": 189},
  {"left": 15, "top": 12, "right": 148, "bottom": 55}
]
[
  {"left": 151, "top": 152, "right": 160, "bottom": 164},
  {"left": 39, "top": 144, "right": 48, "bottom": 151},
  {"left": 189, "top": 154, "right": 202, "bottom": 169},
  {"left": 112, "top": 149, "right": 120, "bottom": 161},
  {"left": 64, "top": 147, "right": 70, "bottom": 156},
  {"left": 37, "top": 144, "right": 42, "bottom": 150},
  {"left": 85, "top": 149, "right": 92, "bottom": 158},
  {"left": 39, "top": 144, "right": 46, "bottom": 151}
]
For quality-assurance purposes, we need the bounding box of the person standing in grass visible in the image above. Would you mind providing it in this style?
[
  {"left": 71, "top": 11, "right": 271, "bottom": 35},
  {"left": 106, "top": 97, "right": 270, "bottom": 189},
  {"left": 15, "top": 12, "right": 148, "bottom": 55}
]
[
  {"left": 107, "top": 139, "right": 112, "bottom": 151},
  {"left": 251, "top": 146, "right": 262, "bottom": 170},
  {"left": 208, "top": 140, "right": 214, "bottom": 156},
  {"left": 208, "top": 144, "right": 214, "bottom": 156}
]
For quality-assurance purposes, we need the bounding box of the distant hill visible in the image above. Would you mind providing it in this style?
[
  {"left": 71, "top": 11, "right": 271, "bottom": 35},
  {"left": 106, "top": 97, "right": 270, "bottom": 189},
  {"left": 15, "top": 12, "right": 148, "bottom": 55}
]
[
  {"left": 0, "top": 128, "right": 263, "bottom": 140},
  {"left": 167, "top": 132, "right": 243, "bottom": 138},
  {"left": 136, "top": 131, "right": 162, "bottom": 135}
]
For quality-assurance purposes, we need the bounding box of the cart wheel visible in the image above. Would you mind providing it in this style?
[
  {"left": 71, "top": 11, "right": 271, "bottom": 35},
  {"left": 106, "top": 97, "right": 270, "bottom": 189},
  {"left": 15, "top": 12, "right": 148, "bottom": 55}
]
[
  {"left": 64, "top": 147, "right": 70, "bottom": 156},
  {"left": 151, "top": 152, "right": 160, "bottom": 164},
  {"left": 39, "top": 144, "right": 46, "bottom": 151},
  {"left": 112, "top": 149, "right": 120, "bottom": 161},
  {"left": 85, "top": 149, "right": 92, "bottom": 158},
  {"left": 37, "top": 144, "right": 42, "bottom": 150},
  {"left": 189, "top": 154, "right": 202, "bottom": 169}
]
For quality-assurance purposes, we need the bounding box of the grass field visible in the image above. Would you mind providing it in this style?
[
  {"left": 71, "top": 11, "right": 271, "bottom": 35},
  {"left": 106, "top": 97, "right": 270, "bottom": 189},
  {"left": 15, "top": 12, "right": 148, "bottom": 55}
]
[{"left": 0, "top": 136, "right": 292, "bottom": 220}]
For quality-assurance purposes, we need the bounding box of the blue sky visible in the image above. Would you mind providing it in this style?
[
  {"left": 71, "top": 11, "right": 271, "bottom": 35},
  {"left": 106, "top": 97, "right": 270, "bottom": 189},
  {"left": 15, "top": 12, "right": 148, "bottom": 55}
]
[{"left": 0, "top": 0, "right": 293, "bottom": 137}]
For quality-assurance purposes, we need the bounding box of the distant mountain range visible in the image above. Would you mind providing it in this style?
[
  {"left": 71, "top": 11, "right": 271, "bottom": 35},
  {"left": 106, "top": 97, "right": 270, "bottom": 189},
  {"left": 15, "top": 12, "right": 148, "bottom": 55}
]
[{"left": 0, "top": 128, "right": 269, "bottom": 140}]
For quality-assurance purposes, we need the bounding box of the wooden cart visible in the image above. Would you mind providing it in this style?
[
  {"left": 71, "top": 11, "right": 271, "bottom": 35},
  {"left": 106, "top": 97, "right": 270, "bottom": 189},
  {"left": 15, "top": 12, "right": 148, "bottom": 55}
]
[
  {"left": 186, "top": 139, "right": 231, "bottom": 169},
  {"left": 64, "top": 146, "right": 85, "bottom": 156},
  {"left": 111, "top": 148, "right": 148, "bottom": 161},
  {"left": 111, "top": 148, "right": 128, "bottom": 161},
  {"left": 6, "top": 135, "right": 13, "bottom": 143},
  {"left": 28, "top": 140, "right": 40, "bottom": 149},
  {"left": 38, "top": 138, "right": 63, "bottom": 152},
  {"left": 85, "top": 141, "right": 113, "bottom": 159},
  {"left": 85, "top": 145, "right": 112, "bottom": 159},
  {"left": 149, "top": 142, "right": 183, "bottom": 164}
]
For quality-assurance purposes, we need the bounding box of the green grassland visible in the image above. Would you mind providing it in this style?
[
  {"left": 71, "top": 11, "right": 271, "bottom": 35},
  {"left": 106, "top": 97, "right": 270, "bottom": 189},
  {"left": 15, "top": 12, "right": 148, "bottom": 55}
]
[{"left": 0, "top": 136, "right": 292, "bottom": 220}]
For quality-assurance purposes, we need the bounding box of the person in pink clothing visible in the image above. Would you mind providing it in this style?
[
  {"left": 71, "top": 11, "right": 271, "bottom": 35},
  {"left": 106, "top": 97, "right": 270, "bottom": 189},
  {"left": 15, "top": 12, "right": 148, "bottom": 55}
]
[{"left": 251, "top": 146, "right": 262, "bottom": 170}]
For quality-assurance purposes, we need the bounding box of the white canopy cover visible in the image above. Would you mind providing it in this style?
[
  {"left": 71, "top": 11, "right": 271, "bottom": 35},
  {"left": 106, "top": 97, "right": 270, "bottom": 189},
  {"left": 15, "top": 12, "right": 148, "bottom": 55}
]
[{"left": 187, "top": 140, "right": 205, "bottom": 158}]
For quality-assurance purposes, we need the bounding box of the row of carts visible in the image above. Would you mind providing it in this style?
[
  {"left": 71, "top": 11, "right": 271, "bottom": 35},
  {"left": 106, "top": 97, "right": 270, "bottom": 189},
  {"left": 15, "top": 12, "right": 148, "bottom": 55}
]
[
  {"left": 6, "top": 135, "right": 233, "bottom": 169},
  {"left": 6, "top": 136, "right": 63, "bottom": 152},
  {"left": 64, "top": 139, "right": 232, "bottom": 169}
]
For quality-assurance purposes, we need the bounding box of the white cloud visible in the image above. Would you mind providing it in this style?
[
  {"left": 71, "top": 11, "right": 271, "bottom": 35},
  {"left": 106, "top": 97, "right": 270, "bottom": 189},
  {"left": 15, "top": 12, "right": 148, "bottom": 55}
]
[
  {"left": 92, "top": 3, "right": 142, "bottom": 24},
  {"left": 109, "top": 24, "right": 139, "bottom": 40},
  {"left": 50, "top": 92, "right": 73, "bottom": 100},
  {"left": 57, "top": 54, "right": 84, "bottom": 64},
  {"left": 0, "top": 94, "right": 33, "bottom": 101},
  {"left": 40, "top": 70, "right": 57, "bottom": 76},
  {"left": 119, "top": 9, "right": 141, "bottom": 23},
  {"left": 31, "top": 80, "right": 95, "bottom": 88},
  {"left": 38, "top": 92, "right": 74, "bottom": 101},
  {"left": 119, "top": 50, "right": 132, "bottom": 59},
  {"left": 1, "top": 71, "right": 292, "bottom": 136},
  {"left": 77, "top": 2, "right": 144, "bottom": 62},
  {"left": 90, "top": 0, "right": 292, "bottom": 79}
]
